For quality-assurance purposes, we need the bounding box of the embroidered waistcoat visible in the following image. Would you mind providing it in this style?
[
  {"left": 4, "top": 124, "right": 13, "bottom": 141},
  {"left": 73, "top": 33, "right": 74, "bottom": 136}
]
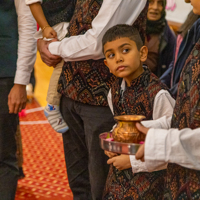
[
  {"left": 57, "top": 1, "right": 148, "bottom": 106},
  {"left": 166, "top": 39, "right": 200, "bottom": 200}
]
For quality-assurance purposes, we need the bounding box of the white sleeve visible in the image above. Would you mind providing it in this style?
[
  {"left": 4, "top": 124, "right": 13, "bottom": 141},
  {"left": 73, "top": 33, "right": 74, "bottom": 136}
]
[
  {"left": 14, "top": 0, "right": 37, "bottom": 85},
  {"left": 25, "top": 0, "right": 42, "bottom": 5},
  {"left": 152, "top": 90, "right": 175, "bottom": 120},
  {"left": 145, "top": 127, "right": 200, "bottom": 171},
  {"left": 48, "top": 0, "right": 147, "bottom": 61}
]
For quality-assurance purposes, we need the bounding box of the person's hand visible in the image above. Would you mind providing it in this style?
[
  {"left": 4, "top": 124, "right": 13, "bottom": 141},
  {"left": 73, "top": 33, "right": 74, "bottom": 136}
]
[
  {"left": 8, "top": 84, "right": 27, "bottom": 114},
  {"left": 37, "top": 39, "right": 62, "bottom": 67},
  {"left": 107, "top": 154, "right": 131, "bottom": 170},
  {"left": 43, "top": 26, "right": 57, "bottom": 39},
  {"left": 135, "top": 123, "right": 149, "bottom": 162},
  {"left": 104, "top": 150, "right": 118, "bottom": 158}
]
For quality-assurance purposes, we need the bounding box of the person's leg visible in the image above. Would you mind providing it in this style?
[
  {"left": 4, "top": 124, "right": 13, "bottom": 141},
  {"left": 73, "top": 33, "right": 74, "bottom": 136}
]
[
  {"left": 45, "top": 60, "right": 68, "bottom": 133},
  {"left": 80, "top": 103, "right": 115, "bottom": 200},
  {"left": 15, "top": 122, "right": 25, "bottom": 179},
  {"left": 60, "top": 96, "right": 92, "bottom": 200},
  {"left": 46, "top": 60, "right": 63, "bottom": 105},
  {"left": 0, "top": 78, "right": 18, "bottom": 200}
]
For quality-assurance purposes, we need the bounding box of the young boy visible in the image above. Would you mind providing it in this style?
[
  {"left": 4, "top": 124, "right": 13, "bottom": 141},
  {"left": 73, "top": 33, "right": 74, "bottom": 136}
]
[
  {"left": 102, "top": 24, "right": 175, "bottom": 199},
  {"left": 135, "top": 0, "right": 200, "bottom": 199},
  {"left": 25, "top": 0, "right": 76, "bottom": 133}
]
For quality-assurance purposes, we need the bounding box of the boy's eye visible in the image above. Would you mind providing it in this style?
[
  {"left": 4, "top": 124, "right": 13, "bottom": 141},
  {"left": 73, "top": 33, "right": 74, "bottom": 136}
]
[
  {"left": 122, "top": 48, "right": 129, "bottom": 53},
  {"left": 107, "top": 53, "right": 114, "bottom": 58}
]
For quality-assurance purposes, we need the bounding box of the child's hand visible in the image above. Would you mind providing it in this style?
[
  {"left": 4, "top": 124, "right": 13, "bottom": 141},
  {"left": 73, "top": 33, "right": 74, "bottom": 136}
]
[
  {"left": 104, "top": 150, "right": 118, "bottom": 158},
  {"left": 135, "top": 122, "right": 149, "bottom": 162},
  {"left": 43, "top": 26, "right": 57, "bottom": 39},
  {"left": 107, "top": 154, "right": 131, "bottom": 170}
]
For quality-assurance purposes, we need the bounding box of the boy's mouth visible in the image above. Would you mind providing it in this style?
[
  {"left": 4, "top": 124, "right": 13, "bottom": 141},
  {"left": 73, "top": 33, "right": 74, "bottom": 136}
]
[{"left": 117, "top": 66, "right": 126, "bottom": 71}]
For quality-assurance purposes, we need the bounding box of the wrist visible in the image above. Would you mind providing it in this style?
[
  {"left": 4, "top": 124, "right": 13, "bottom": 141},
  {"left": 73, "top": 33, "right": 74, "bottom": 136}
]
[
  {"left": 42, "top": 25, "right": 50, "bottom": 32},
  {"left": 14, "top": 84, "right": 26, "bottom": 88}
]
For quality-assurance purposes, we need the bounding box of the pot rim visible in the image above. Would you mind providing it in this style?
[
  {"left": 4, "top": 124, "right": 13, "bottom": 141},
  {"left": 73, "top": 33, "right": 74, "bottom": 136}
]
[{"left": 114, "top": 115, "right": 146, "bottom": 122}]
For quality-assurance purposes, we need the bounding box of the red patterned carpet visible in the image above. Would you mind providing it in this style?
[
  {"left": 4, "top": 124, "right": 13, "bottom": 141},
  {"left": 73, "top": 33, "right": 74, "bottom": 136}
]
[{"left": 15, "top": 99, "right": 73, "bottom": 200}]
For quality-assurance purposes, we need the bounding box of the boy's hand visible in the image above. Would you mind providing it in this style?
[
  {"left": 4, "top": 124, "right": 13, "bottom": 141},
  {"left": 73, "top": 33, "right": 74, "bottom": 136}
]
[
  {"left": 107, "top": 154, "right": 131, "bottom": 170},
  {"left": 135, "top": 123, "right": 149, "bottom": 162},
  {"left": 43, "top": 26, "right": 57, "bottom": 39},
  {"left": 104, "top": 150, "right": 118, "bottom": 158}
]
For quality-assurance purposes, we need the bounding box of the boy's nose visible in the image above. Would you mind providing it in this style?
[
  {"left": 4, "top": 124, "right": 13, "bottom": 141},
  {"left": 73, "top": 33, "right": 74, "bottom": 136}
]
[{"left": 116, "top": 53, "right": 123, "bottom": 63}]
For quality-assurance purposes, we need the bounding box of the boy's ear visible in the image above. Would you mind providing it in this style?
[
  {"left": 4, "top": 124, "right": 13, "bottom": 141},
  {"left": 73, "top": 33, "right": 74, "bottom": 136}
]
[
  {"left": 104, "top": 59, "right": 112, "bottom": 73},
  {"left": 104, "top": 59, "right": 108, "bottom": 67},
  {"left": 140, "top": 46, "right": 148, "bottom": 62}
]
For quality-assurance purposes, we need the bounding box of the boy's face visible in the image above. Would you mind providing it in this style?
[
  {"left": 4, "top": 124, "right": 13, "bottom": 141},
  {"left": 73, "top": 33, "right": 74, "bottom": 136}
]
[
  {"left": 104, "top": 37, "right": 148, "bottom": 86},
  {"left": 190, "top": 0, "right": 200, "bottom": 15}
]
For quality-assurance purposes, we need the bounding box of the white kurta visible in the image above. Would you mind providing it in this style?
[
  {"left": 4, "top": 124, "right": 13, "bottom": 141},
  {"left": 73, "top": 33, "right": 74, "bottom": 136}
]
[{"left": 14, "top": 0, "right": 37, "bottom": 85}]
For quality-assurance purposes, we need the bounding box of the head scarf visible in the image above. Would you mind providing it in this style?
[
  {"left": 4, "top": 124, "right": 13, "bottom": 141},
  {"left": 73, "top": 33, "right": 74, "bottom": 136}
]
[{"left": 146, "top": 0, "right": 166, "bottom": 35}]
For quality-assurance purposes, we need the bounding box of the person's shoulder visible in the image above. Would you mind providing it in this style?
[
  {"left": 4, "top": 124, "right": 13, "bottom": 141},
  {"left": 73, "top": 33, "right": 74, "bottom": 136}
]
[{"left": 149, "top": 72, "right": 170, "bottom": 90}]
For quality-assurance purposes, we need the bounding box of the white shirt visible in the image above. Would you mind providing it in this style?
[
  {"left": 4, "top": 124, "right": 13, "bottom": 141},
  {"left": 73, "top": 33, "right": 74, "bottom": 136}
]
[
  {"left": 144, "top": 117, "right": 200, "bottom": 172},
  {"left": 25, "top": 0, "right": 42, "bottom": 4},
  {"left": 107, "top": 79, "right": 175, "bottom": 173},
  {"left": 48, "top": 0, "right": 147, "bottom": 61},
  {"left": 14, "top": 0, "right": 37, "bottom": 85}
]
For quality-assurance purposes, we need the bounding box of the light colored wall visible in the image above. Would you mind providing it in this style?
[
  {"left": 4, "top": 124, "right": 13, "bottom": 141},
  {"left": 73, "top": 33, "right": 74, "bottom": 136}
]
[{"left": 166, "top": 0, "right": 193, "bottom": 23}]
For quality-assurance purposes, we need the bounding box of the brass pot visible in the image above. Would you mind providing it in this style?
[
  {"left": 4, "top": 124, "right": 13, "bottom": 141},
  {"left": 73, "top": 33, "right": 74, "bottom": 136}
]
[{"left": 112, "top": 115, "right": 146, "bottom": 143}]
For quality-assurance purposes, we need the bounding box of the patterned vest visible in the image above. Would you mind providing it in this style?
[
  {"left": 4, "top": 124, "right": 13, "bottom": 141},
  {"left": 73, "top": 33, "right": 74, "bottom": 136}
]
[
  {"left": 165, "top": 39, "right": 200, "bottom": 199},
  {"left": 0, "top": 0, "right": 18, "bottom": 78},
  {"left": 41, "top": 0, "right": 76, "bottom": 27},
  {"left": 111, "top": 67, "right": 168, "bottom": 118},
  {"left": 57, "top": 0, "right": 148, "bottom": 106}
]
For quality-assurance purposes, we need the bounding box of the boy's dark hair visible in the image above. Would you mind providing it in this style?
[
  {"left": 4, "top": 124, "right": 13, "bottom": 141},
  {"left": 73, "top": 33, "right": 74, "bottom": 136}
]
[{"left": 102, "top": 24, "right": 144, "bottom": 53}]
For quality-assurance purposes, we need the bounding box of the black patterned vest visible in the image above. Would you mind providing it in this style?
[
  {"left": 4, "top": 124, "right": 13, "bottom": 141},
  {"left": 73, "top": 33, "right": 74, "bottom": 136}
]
[
  {"left": 41, "top": 0, "right": 76, "bottom": 26},
  {"left": 165, "top": 40, "right": 200, "bottom": 200},
  {"left": 103, "top": 67, "right": 169, "bottom": 200},
  {"left": 57, "top": 1, "right": 148, "bottom": 106}
]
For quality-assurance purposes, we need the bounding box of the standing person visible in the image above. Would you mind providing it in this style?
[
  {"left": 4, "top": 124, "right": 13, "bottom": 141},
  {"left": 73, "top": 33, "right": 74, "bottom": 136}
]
[
  {"left": 25, "top": 0, "right": 77, "bottom": 133},
  {"left": 135, "top": 0, "right": 200, "bottom": 199},
  {"left": 37, "top": 0, "right": 148, "bottom": 199},
  {"left": 0, "top": 0, "right": 37, "bottom": 199},
  {"left": 160, "top": 9, "right": 200, "bottom": 98},
  {"left": 145, "top": 0, "right": 176, "bottom": 77},
  {"left": 102, "top": 24, "right": 175, "bottom": 200}
]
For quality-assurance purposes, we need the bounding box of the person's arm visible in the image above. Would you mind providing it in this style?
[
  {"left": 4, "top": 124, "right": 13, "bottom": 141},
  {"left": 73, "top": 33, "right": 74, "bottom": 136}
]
[
  {"left": 141, "top": 90, "right": 175, "bottom": 130},
  {"left": 8, "top": 0, "right": 37, "bottom": 114},
  {"left": 26, "top": 1, "right": 57, "bottom": 38},
  {"left": 135, "top": 124, "right": 200, "bottom": 172},
  {"left": 152, "top": 90, "right": 175, "bottom": 119},
  {"left": 46, "top": 0, "right": 147, "bottom": 62},
  {"left": 145, "top": 127, "right": 200, "bottom": 171}
]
